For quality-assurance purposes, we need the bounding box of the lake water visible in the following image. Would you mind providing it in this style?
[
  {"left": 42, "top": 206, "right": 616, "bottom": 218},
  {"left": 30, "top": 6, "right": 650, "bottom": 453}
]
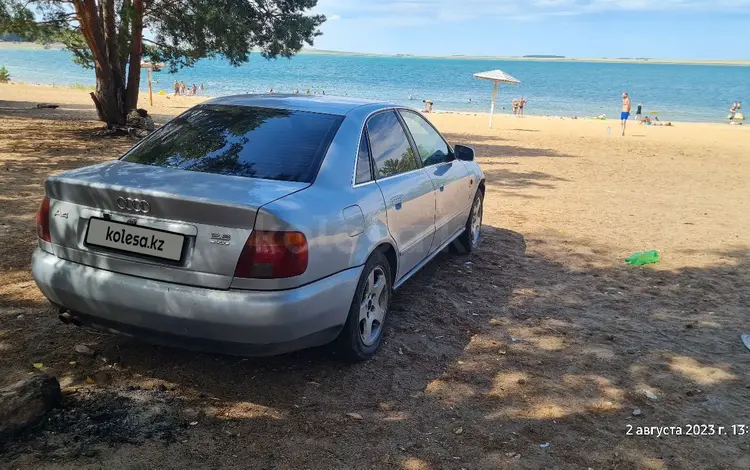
[{"left": 1, "top": 47, "right": 748, "bottom": 122}]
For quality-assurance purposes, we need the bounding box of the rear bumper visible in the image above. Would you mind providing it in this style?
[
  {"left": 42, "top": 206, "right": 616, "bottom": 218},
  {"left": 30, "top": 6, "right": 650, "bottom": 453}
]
[{"left": 31, "top": 249, "right": 361, "bottom": 355}]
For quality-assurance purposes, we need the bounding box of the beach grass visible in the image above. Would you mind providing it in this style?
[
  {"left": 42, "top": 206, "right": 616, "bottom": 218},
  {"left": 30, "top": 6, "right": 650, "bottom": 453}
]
[{"left": 68, "top": 83, "right": 95, "bottom": 91}]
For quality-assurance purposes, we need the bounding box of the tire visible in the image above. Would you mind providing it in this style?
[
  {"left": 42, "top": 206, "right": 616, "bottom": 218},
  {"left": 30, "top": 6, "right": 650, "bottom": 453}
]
[
  {"left": 335, "top": 250, "right": 393, "bottom": 362},
  {"left": 453, "top": 189, "right": 484, "bottom": 254}
]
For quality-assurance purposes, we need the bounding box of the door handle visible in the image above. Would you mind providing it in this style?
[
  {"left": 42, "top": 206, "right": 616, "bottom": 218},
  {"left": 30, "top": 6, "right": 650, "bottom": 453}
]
[{"left": 391, "top": 195, "right": 403, "bottom": 210}]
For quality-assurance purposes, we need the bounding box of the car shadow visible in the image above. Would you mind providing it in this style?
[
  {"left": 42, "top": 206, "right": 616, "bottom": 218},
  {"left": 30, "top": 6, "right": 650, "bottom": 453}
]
[
  {"left": 6, "top": 227, "right": 750, "bottom": 469},
  {"left": 55, "top": 225, "right": 526, "bottom": 403},
  {"left": 444, "top": 131, "right": 575, "bottom": 159}
]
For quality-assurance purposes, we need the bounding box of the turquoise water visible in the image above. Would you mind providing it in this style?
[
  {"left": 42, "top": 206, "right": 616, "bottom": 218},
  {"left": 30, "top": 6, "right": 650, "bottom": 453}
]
[{"left": 1, "top": 47, "right": 748, "bottom": 122}]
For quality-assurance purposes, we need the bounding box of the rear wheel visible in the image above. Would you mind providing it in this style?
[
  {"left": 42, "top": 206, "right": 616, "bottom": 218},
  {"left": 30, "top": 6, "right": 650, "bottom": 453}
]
[
  {"left": 453, "top": 190, "right": 483, "bottom": 253},
  {"left": 335, "top": 251, "right": 392, "bottom": 361}
]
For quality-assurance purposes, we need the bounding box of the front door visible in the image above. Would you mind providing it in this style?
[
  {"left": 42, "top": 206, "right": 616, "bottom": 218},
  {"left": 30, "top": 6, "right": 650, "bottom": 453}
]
[
  {"left": 367, "top": 110, "right": 436, "bottom": 280},
  {"left": 399, "top": 110, "right": 472, "bottom": 247}
]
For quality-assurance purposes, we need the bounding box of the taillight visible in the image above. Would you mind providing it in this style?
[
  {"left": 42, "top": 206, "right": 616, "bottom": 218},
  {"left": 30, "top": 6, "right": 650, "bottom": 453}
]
[
  {"left": 234, "top": 231, "right": 308, "bottom": 279},
  {"left": 36, "top": 197, "right": 51, "bottom": 242}
]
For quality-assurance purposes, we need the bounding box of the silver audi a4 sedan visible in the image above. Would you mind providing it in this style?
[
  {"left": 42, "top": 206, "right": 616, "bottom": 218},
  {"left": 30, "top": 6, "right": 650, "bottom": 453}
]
[{"left": 32, "top": 94, "right": 485, "bottom": 360}]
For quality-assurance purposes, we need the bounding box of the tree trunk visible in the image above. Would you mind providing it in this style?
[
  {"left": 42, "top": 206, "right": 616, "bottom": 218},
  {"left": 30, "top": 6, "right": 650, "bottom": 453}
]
[
  {"left": 90, "top": 76, "right": 127, "bottom": 126},
  {"left": 90, "top": 71, "right": 127, "bottom": 126},
  {"left": 103, "top": 0, "right": 122, "bottom": 83},
  {"left": 118, "top": 0, "right": 132, "bottom": 76},
  {"left": 124, "top": 0, "right": 144, "bottom": 113},
  {"left": 73, "top": 0, "right": 127, "bottom": 126},
  {"left": 102, "top": 0, "right": 125, "bottom": 123}
]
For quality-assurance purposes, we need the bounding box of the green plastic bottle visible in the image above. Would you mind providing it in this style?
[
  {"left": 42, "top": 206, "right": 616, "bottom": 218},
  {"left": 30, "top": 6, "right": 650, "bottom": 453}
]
[{"left": 625, "top": 250, "right": 659, "bottom": 266}]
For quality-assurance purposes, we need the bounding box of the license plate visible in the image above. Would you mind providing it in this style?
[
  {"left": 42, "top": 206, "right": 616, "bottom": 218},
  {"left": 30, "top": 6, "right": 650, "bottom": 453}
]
[{"left": 85, "top": 218, "right": 185, "bottom": 261}]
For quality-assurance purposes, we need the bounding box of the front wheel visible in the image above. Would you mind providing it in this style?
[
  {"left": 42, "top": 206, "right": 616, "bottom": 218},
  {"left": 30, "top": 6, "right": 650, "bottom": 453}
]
[
  {"left": 335, "top": 250, "right": 393, "bottom": 361},
  {"left": 453, "top": 189, "right": 483, "bottom": 253}
]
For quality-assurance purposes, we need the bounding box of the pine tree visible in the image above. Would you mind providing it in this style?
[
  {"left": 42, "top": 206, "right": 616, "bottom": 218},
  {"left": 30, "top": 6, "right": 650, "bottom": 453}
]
[{"left": 0, "top": 0, "right": 324, "bottom": 125}]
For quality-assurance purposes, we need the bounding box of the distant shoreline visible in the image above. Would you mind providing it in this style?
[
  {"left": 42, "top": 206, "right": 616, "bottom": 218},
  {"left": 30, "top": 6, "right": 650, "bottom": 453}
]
[
  {"left": 1, "top": 41, "right": 748, "bottom": 67},
  {"left": 0, "top": 41, "right": 67, "bottom": 50},
  {"left": 302, "top": 48, "right": 750, "bottom": 66}
]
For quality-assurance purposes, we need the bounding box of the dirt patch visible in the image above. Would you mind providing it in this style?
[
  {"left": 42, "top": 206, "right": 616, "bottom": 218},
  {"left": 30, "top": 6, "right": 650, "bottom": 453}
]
[
  {"left": 3, "top": 387, "right": 182, "bottom": 460},
  {"left": 1, "top": 105, "right": 750, "bottom": 469}
]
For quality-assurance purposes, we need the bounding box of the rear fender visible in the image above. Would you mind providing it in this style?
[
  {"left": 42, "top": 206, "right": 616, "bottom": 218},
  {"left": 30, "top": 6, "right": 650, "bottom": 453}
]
[{"left": 232, "top": 181, "right": 390, "bottom": 291}]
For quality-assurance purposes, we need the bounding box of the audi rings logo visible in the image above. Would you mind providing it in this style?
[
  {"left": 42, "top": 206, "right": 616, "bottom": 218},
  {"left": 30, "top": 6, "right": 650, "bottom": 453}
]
[{"left": 116, "top": 197, "right": 151, "bottom": 213}]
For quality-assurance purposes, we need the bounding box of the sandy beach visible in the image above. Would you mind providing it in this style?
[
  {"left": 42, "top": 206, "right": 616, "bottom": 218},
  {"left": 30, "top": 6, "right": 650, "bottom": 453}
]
[
  {"left": 2, "top": 82, "right": 750, "bottom": 468},
  {"left": 0, "top": 81, "right": 207, "bottom": 122}
]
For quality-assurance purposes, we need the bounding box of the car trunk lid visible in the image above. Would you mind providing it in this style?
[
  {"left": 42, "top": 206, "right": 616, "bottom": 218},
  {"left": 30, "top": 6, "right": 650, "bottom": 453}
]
[{"left": 44, "top": 161, "right": 308, "bottom": 289}]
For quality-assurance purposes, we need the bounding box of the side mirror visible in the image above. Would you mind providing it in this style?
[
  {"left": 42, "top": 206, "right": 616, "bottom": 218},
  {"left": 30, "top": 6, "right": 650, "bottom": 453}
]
[{"left": 454, "top": 144, "right": 475, "bottom": 162}]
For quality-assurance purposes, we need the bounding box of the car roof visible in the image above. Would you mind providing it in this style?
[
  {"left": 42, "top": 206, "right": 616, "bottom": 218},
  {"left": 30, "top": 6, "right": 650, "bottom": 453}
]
[{"left": 204, "top": 94, "right": 394, "bottom": 116}]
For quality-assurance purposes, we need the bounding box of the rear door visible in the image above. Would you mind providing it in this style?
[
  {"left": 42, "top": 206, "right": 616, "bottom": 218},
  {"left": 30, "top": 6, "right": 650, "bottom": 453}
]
[
  {"left": 367, "top": 110, "right": 436, "bottom": 279},
  {"left": 399, "top": 110, "right": 471, "bottom": 247}
]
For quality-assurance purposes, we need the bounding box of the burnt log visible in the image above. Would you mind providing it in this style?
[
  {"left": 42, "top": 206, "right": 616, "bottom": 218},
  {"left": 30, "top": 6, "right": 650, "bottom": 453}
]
[{"left": 0, "top": 374, "right": 61, "bottom": 438}]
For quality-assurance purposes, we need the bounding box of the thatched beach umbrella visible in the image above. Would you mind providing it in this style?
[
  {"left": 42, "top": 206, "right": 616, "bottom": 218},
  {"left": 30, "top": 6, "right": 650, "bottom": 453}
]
[{"left": 474, "top": 70, "right": 521, "bottom": 128}]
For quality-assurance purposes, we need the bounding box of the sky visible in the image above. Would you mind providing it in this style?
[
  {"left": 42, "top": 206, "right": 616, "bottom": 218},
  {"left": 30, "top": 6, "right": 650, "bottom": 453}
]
[{"left": 310, "top": 0, "right": 750, "bottom": 59}]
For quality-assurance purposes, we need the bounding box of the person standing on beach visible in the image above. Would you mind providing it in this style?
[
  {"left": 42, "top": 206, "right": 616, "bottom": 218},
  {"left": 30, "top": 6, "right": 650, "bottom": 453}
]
[
  {"left": 512, "top": 99, "right": 519, "bottom": 116},
  {"left": 621, "top": 92, "right": 631, "bottom": 136},
  {"left": 635, "top": 103, "right": 643, "bottom": 122},
  {"left": 198, "top": 83, "right": 204, "bottom": 95},
  {"left": 180, "top": 81, "right": 186, "bottom": 96},
  {"left": 173, "top": 81, "right": 180, "bottom": 96},
  {"left": 519, "top": 97, "right": 527, "bottom": 117}
]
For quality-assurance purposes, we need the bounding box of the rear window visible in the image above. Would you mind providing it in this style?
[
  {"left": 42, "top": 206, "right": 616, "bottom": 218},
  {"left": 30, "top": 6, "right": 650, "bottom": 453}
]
[{"left": 121, "top": 105, "right": 344, "bottom": 183}]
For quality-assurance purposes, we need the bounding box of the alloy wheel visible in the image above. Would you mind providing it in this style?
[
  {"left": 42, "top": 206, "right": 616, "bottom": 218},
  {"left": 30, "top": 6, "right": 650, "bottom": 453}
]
[
  {"left": 359, "top": 266, "right": 388, "bottom": 346},
  {"left": 470, "top": 196, "right": 483, "bottom": 248}
]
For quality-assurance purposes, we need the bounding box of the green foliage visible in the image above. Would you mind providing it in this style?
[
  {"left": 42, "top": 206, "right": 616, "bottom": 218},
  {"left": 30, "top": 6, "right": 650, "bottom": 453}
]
[
  {"left": 58, "top": 29, "right": 94, "bottom": 70},
  {"left": 0, "top": 0, "right": 324, "bottom": 124},
  {"left": 0, "top": 1, "right": 74, "bottom": 43},
  {"left": 0, "top": 65, "right": 10, "bottom": 83},
  {"left": 1, "top": 1, "right": 325, "bottom": 72},
  {"left": 142, "top": 0, "right": 325, "bottom": 71},
  {"left": 379, "top": 148, "right": 419, "bottom": 177}
]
